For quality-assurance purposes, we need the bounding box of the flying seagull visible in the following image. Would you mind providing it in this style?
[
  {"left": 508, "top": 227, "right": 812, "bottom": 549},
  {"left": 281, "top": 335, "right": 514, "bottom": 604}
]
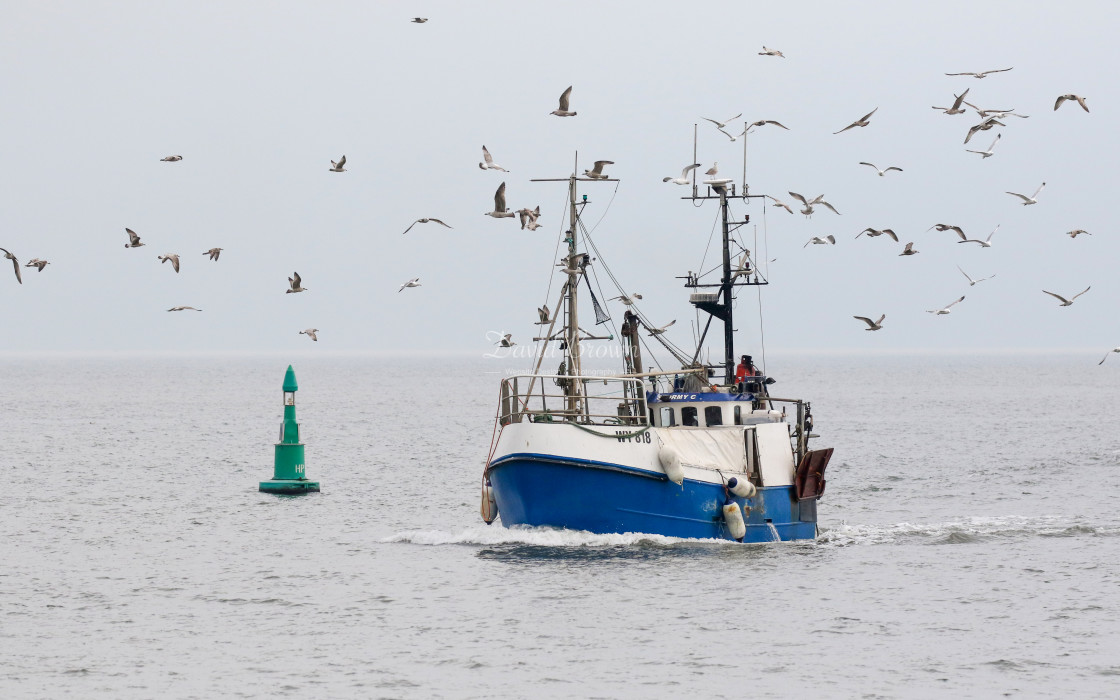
[
  {"left": 403, "top": 218, "right": 452, "bottom": 234},
  {"left": 963, "top": 102, "right": 1029, "bottom": 119},
  {"left": 1042, "top": 287, "right": 1091, "bottom": 306},
  {"left": 927, "top": 296, "right": 966, "bottom": 315},
  {"left": 287, "top": 272, "right": 307, "bottom": 293},
  {"left": 966, "top": 133, "right": 1001, "bottom": 159},
  {"left": 747, "top": 119, "right": 790, "bottom": 132},
  {"left": 1100, "top": 348, "right": 1120, "bottom": 365},
  {"left": 158, "top": 254, "right": 180, "bottom": 273},
  {"left": 485, "top": 182, "right": 515, "bottom": 218},
  {"left": 859, "top": 162, "right": 903, "bottom": 176},
  {"left": 516, "top": 207, "right": 540, "bottom": 230},
  {"left": 1054, "top": 94, "right": 1089, "bottom": 112},
  {"left": 167, "top": 306, "right": 201, "bottom": 312},
  {"left": 899, "top": 242, "right": 919, "bottom": 256},
  {"left": 958, "top": 266, "right": 995, "bottom": 286},
  {"left": 479, "top": 145, "right": 508, "bottom": 172},
  {"left": 551, "top": 86, "right": 576, "bottom": 117},
  {"left": 765, "top": 195, "right": 794, "bottom": 214},
  {"left": 300, "top": 328, "right": 319, "bottom": 341},
  {"left": 959, "top": 224, "right": 1000, "bottom": 248},
  {"left": 964, "top": 116, "right": 1004, "bottom": 144},
  {"left": 803, "top": 235, "right": 836, "bottom": 248},
  {"left": 536, "top": 305, "right": 550, "bottom": 324},
  {"left": 702, "top": 113, "right": 743, "bottom": 130},
  {"left": 0, "top": 247, "right": 22, "bottom": 284},
  {"left": 329, "top": 155, "right": 347, "bottom": 172},
  {"left": 834, "top": 107, "right": 878, "bottom": 134},
  {"left": 583, "top": 160, "right": 614, "bottom": 179},
  {"left": 411, "top": 17, "right": 428, "bottom": 23},
  {"left": 160, "top": 155, "right": 183, "bottom": 162},
  {"left": 496, "top": 333, "right": 516, "bottom": 347},
  {"left": 932, "top": 88, "right": 971, "bottom": 114},
  {"left": 789, "top": 192, "right": 841, "bottom": 217},
  {"left": 647, "top": 320, "right": 676, "bottom": 336},
  {"left": 758, "top": 46, "right": 784, "bottom": 57},
  {"left": 1066, "top": 229, "right": 1090, "bottom": 238},
  {"left": 857, "top": 227, "right": 899, "bottom": 242},
  {"left": 125, "top": 228, "right": 145, "bottom": 248},
  {"left": 203, "top": 247, "right": 223, "bottom": 261},
  {"left": 945, "top": 67, "right": 1013, "bottom": 79},
  {"left": 853, "top": 314, "right": 886, "bottom": 331},
  {"left": 398, "top": 277, "right": 421, "bottom": 292},
  {"left": 929, "top": 223, "right": 965, "bottom": 238},
  {"left": 610, "top": 293, "right": 643, "bottom": 306},
  {"left": 24, "top": 258, "right": 49, "bottom": 271},
  {"left": 1006, "top": 182, "right": 1045, "bottom": 205},
  {"left": 663, "top": 163, "right": 701, "bottom": 185}
]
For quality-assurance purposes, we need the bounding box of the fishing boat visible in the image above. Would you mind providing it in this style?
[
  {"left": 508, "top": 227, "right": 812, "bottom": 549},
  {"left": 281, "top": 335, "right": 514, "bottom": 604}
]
[{"left": 480, "top": 150, "right": 833, "bottom": 542}]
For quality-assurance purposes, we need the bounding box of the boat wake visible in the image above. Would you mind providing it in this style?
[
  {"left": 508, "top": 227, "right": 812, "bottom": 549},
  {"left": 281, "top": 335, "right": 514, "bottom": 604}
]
[
  {"left": 819, "top": 515, "right": 1120, "bottom": 547},
  {"left": 381, "top": 525, "right": 733, "bottom": 548}
]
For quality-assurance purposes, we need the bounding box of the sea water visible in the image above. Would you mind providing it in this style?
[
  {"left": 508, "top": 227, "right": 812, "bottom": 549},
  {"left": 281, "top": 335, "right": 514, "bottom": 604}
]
[{"left": 2, "top": 354, "right": 1119, "bottom": 698}]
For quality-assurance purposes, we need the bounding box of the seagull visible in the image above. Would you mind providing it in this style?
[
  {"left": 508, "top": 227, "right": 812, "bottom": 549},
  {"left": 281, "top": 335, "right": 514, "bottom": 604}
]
[
  {"left": 704, "top": 162, "right": 719, "bottom": 178},
  {"left": 203, "top": 247, "right": 223, "bottom": 260},
  {"left": 398, "top": 277, "right": 421, "bottom": 292},
  {"left": 758, "top": 46, "right": 784, "bottom": 57},
  {"left": 167, "top": 306, "right": 201, "bottom": 312},
  {"left": 1100, "top": 348, "right": 1120, "bottom": 365},
  {"left": 300, "top": 328, "right": 319, "bottom": 341},
  {"left": 158, "top": 254, "right": 180, "bottom": 273},
  {"left": 124, "top": 227, "right": 145, "bottom": 248},
  {"left": 496, "top": 333, "right": 516, "bottom": 347},
  {"left": 479, "top": 145, "right": 508, "bottom": 172},
  {"left": 663, "top": 163, "right": 701, "bottom": 185},
  {"left": 1006, "top": 182, "right": 1045, "bottom": 205},
  {"left": 537, "top": 305, "right": 550, "bottom": 324},
  {"left": 702, "top": 113, "right": 743, "bottom": 130},
  {"left": 747, "top": 119, "right": 790, "bottom": 133},
  {"left": 550, "top": 86, "right": 576, "bottom": 117},
  {"left": 962, "top": 102, "right": 1029, "bottom": 119},
  {"left": 716, "top": 127, "right": 745, "bottom": 141},
  {"left": 1042, "top": 287, "right": 1090, "bottom": 307},
  {"left": 803, "top": 235, "right": 836, "bottom": 248},
  {"left": 731, "top": 252, "right": 752, "bottom": 281},
  {"left": 287, "top": 272, "right": 307, "bottom": 293},
  {"left": 945, "top": 67, "right": 1013, "bottom": 79},
  {"left": 959, "top": 224, "right": 999, "bottom": 247},
  {"left": 403, "top": 218, "right": 452, "bottom": 234},
  {"left": 899, "top": 242, "right": 919, "bottom": 256},
  {"left": 789, "top": 192, "right": 841, "bottom": 217},
  {"left": 853, "top": 314, "right": 885, "bottom": 331},
  {"left": 958, "top": 266, "right": 995, "bottom": 286},
  {"left": 1054, "top": 94, "right": 1089, "bottom": 112},
  {"left": 485, "top": 182, "right": 516, "bottom": 218},
  {"left": 610, "top": 293, "right": 643, "bottom": 306},
  {"left": 927, "top": 296, "right": 966, "bottom": 315},
  {"left": 0, "top": 247, "right": 22, "bottom": 284},
  {"left": 160, "top": 155, "right": 183, "bottom": 162},
  {"left": 964, "top": 117, "right": 1004, "bottom": 144},
  {"left": 857, "top": 228, "right": 899, "bottom": 242},
  {"left": 24, "top": 258, "right": 49, "bottom": 271},
  {"left": 516, "top": 207, "right": 540, "bottom": 230},
  {"left": 583, "top": 160, "right": 614, "bottom": 179},
  {"left": 411, "top": 17, "right": 428, "bottom": 23},
  {"left": 928, "top": 223, "right": 965, "bottom": 238},
  {"left": 647, "top": 320, "right": 676, "bottom": 336},
  {"left": 329, "top": 155, "right": 347, "bottom": 172},
  {"left": 765, "top": 195, "right": 794, "bottom": 214},
  {"left": 859, "top": 162, "right": 903, "bottom": 176},
  {"left": 966, "top": 133, "right": 1001, "bottom": 159},
  {"left": 834, "top": 107, "right": 877, "bottom": 134},
  {"left": 932, "top": 88, "right": 971, "bottom": 114},
  {"left": 1066, "top": 229, "right": 1090, "bottom": 238}
]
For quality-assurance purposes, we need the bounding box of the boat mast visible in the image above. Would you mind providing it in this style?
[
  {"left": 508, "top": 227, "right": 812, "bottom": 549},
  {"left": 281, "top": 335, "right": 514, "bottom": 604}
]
[{"left": 718, "top": 188, "right": 734, "bottom": 385}]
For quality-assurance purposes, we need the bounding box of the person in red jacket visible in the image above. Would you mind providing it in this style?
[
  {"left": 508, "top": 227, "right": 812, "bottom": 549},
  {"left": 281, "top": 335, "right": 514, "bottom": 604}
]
[{"left": 735, "top": 355, "right": 759, "bottom": 383}]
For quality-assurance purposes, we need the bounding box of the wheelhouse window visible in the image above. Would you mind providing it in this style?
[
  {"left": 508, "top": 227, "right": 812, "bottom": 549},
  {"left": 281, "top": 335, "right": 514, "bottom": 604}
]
[
  {"left": 660, "top": 407, "right": 676, "bottom": 427},
  {"left": 704, "top": 406, "right": 723, "bottom": 426},
  {"left": 681, "top": 406, "right": 698, "bottom": 427}
]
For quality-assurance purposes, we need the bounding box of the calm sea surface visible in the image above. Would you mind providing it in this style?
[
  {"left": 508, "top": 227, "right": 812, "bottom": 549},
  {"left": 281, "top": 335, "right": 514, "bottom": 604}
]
[{"left": 2, "top": 354, "right": 1119, "bottom": 699}]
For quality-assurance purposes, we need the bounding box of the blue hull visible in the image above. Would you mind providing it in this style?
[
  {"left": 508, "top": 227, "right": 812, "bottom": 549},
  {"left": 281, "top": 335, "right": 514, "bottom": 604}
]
[{"left": 488, "top": 453, "right": 817, "bottom": 542}]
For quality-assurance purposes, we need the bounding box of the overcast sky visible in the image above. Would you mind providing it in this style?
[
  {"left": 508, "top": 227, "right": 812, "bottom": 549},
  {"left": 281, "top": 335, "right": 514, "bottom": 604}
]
[{"left": 1, "top": 1, "right": 1116, "bottom": 361}]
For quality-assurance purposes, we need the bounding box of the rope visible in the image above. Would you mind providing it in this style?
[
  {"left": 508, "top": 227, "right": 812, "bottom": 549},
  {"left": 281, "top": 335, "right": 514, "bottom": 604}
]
[{"left": 568, "top": 422, "right": 651, "bottom": 439}]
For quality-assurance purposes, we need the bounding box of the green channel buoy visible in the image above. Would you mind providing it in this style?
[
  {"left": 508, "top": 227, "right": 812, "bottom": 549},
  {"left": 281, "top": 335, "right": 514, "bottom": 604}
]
[{"left": 259, "top": 365, "right": 320, "bottom": 494}]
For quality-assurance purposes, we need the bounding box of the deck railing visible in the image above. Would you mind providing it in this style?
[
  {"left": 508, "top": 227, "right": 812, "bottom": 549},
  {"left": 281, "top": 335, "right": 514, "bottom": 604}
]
[{"left": 499, "top": 374, "right": 649, "bottom": 427}]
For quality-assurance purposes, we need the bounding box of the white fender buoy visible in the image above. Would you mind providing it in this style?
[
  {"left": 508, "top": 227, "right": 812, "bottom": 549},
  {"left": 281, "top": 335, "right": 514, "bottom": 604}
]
[
  {"left": 658, "top": 446, "right": 684, "bottom": 485},
  {"left": 727, "top": 476, "right": 757, "bottom": 499},
  {"left": 480, "top": 476, "right": 498, "bottom": 524},
  {"left": 722, "top": 501, "right": 746, "bottom": 541}
]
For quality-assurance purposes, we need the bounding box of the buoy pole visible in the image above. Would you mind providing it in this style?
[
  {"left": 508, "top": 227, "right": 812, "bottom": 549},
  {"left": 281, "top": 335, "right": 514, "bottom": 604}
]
[{"left": 259, "top": 365, "right": 320, "bottom": 494}]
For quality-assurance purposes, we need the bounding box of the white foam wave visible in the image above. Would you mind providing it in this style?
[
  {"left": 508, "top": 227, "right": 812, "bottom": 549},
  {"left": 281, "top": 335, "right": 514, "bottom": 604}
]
[
  {"left": 819, "top": 515, "right": 1116, "bottom": 546},
  {"left": 381, "top": 525, "right": 726, "bottom": 548}
]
